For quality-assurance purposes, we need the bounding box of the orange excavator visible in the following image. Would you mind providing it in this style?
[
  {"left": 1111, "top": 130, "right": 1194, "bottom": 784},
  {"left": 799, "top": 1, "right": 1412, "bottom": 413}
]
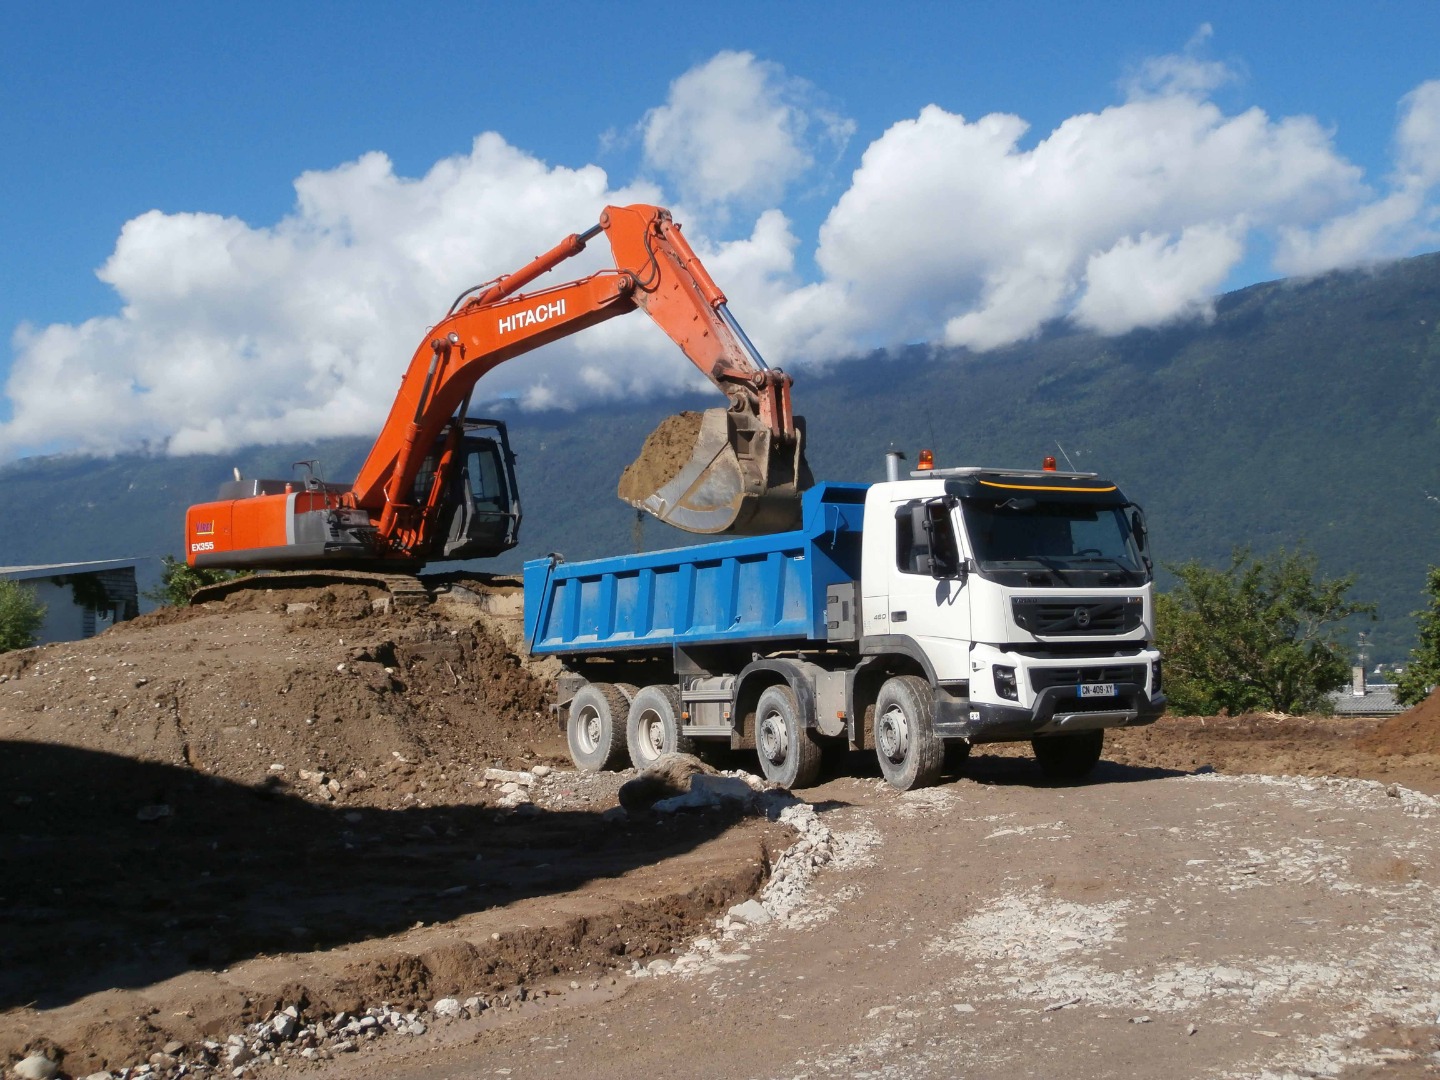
[{"left": 184, "top": 204, "right": 810, "bottom": 573}]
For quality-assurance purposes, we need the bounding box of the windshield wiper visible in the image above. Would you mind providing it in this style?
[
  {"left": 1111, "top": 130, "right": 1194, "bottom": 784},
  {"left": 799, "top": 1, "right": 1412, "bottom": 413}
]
[{"left": 1069, "top": 556, "right": 1134, "bottom": 572}]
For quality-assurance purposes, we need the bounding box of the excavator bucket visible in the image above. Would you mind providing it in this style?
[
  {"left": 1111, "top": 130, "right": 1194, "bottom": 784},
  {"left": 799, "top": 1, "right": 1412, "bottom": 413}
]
[{"left": 618, "top": 409, "right": 812, "bottom": 535}]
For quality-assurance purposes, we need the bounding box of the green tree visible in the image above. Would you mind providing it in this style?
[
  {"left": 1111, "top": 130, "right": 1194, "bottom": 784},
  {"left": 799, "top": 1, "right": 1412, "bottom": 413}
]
[
  {"left": 143, "top": 555, "right": 249, "bottom": 607},
  {"left": 0, "top": 578, "right": 45, "bottom": 653},
  {"left": 1156, "top": 547, "right": 1375, "bottom": 716},
  {"left": 1395, "top": 567, "right": 1440, "bottom": 706}
]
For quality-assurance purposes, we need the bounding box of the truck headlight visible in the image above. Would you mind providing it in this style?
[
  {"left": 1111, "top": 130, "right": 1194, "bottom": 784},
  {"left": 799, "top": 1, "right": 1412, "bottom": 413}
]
[
  {"left": 1151, "top": 658, "right": 1162, "bottom": 695},
  {"left": 993, "top": 665, "right": 1018, "bottom": 701}
]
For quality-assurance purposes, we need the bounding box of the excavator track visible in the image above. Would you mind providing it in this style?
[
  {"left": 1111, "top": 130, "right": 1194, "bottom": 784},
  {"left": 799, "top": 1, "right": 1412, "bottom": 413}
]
[{"left": 189, "top": 570, "right": 432, "bottom": 609}]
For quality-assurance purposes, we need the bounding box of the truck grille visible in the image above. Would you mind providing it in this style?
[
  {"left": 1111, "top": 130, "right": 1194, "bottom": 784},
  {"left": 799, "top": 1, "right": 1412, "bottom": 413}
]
[
  {"left": 1012, "top": 597, "right": 1143, "bottom": 636},
  {"left": 1030, "top": 665, "right": 1146, "bottom": 693}
]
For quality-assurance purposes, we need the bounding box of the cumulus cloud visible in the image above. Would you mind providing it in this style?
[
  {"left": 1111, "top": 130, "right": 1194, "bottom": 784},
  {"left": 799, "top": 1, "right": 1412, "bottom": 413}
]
[
  {"left": 1275, "top": 80, "right": 1440, "bottom": 274},
  {"left": 811, "top": 92, "right": 1366, "bottom": 351},
  {"left": 641, "top": 50, "right": 854, "bottom": 209},
  {"left": 4, "top": 47, "right": 1440, "bottom": 464},
  {"left": 1, "top": 137, "right": 682, "bottom": 460}
]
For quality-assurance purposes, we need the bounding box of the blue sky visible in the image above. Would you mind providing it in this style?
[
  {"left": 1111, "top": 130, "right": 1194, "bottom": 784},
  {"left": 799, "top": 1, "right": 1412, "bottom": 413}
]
[{"left": 2, "top": 1, "right": 1437, "bottom": 459}]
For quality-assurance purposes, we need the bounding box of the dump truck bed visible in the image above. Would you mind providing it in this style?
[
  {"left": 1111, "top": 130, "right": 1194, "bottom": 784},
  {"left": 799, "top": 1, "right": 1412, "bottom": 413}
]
[{"left": 523, "top": 482, "right": 867, "bottom": 655}]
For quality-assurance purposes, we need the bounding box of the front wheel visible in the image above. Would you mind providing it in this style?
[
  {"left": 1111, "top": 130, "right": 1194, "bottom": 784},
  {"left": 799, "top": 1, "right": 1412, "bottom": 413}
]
[
  {"left": 626, "top": 684, "right": 695, "bottom": 770},
  {"left": 567, "top": 682, "right": 630, "bottom": 772},
  {"left": 873, "top": 675, "right": 944, "bottom": 791},
  {"left": 1031, "top": 729, "right": 1105, "bottom": 782},
  {"left": 753, "top": 684, "right": 822, "bottom": 789}
]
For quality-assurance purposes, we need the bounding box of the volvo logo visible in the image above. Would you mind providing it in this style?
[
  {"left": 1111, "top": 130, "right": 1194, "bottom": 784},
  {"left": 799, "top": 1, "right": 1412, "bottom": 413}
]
[{"left": 1074, "top": 607, "right": 1092, "bottom": 628}]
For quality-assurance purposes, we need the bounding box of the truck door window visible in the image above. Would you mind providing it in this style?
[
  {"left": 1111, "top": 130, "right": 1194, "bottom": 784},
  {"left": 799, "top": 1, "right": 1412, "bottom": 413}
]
[{"left": 895, "top": 500, "right": 960, "bottom": 576}]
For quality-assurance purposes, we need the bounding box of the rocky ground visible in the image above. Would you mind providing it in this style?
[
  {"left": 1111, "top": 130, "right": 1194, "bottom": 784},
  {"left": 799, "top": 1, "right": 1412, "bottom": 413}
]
[{"left": 2, "top": 578, "right": 1438, "bottom": 1079}]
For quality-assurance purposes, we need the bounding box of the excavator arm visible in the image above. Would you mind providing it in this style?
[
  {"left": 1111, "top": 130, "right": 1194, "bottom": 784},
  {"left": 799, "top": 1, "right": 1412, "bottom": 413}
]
[{"left": 351, "top": 203, "right": 807, "bottom": 555}]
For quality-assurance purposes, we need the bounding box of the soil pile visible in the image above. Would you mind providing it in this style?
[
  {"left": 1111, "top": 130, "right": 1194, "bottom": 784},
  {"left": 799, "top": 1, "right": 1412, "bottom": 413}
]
[
  {"left": 1105, "top": 711, "right": 1440, "bottom": 794},
  {"left": 617, "top": 411, "right": 705, "bottom": 503},
  {"left": 1356, "top": 687, "right": 1440, "bottom": 756},
  {"left": 0, "top": 576, "right": 782, "bottom": 1075}
]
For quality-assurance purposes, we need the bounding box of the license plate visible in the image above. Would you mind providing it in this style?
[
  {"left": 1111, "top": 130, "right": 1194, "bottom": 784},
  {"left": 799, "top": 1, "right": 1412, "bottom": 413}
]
[{"left": 1078, "top": 683, "right": 1116, "bottom": 698}]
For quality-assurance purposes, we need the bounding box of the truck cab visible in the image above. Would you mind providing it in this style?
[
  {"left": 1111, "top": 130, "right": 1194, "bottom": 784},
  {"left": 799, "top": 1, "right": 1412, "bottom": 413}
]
[{"left": 860, "top": 465, "right": 1161, "bottom": 747}]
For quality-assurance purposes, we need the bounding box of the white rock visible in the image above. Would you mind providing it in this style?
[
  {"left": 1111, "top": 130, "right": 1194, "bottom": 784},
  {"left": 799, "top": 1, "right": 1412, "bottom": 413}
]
[
  {"left": 727, "top": 899, "right": 772, "bottom": 925},
  {"left": 226, "top": 1044, "right": 255, "bottom": 1065},
  {"left": 13, "top": 1055, "right": 59, "bottom": 1080},
  {"left": 484, "top": 768, "right": 535, "bottom": 786},
  {"left": 531, "top": 764, "right": 553, "bottom": 778},
  {"left": 272, "top": 1012, "right": 297, "bottom": 1039},
  {"left": 646, "top": 958, "right": 673, "bottom": 975},
  {"left": 433, "top": 997, "right": 462, "bottom": 1018},
  {"left": 407, "top": 1020, "right": 428, "bottom": 1035}
]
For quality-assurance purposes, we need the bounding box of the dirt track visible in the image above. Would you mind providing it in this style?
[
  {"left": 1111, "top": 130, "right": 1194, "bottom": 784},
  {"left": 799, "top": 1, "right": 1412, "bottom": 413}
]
[{"left": 3, "top": 581, "right": 1439, "bottom": 1078}]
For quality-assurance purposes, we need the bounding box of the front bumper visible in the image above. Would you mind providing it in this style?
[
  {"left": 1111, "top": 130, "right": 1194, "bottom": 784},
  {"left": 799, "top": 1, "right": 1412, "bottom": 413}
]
[{"left": 935, "top": 682, "right": 1166, "bottom": 742}]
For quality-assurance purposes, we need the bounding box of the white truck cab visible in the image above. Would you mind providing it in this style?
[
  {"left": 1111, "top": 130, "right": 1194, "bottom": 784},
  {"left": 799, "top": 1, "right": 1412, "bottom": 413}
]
[{"left": 859, "top": 462, "right": 1163, "bottom": 749}]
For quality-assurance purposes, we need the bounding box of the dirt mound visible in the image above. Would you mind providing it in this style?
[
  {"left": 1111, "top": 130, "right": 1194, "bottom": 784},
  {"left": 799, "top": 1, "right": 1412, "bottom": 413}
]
[
  {"left": 1104, "top": 711, "right": 1440, "bottom": 794},
  {"left": 0, "top": 578, "right": 784, "bottom": 1075},
  {"left": 617, "top": 411, "right": 705, "bottom": 503},
  {"left": 1356, "top": 687, "right": 1440, "bottom": 756}
]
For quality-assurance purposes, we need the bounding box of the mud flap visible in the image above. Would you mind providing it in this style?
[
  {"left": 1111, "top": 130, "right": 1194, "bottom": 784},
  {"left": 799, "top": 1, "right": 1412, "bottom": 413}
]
[{"left": 622, "top": 409, "right": 810, "bottom": 534}]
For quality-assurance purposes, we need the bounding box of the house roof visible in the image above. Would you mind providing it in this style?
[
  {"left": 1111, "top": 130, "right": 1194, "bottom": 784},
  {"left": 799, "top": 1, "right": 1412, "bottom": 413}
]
[
  {"left": 1328, "top": 684, "right": 1406, "bottom": 716},
  {"left": 0, "top": 558, "right": 145, "bottom": 581}
]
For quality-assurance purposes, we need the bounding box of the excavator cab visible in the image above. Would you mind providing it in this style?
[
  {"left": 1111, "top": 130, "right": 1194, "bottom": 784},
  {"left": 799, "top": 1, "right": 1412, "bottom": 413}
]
[{"left": 419, "top": 418, "right": 522, "bottom": 560}]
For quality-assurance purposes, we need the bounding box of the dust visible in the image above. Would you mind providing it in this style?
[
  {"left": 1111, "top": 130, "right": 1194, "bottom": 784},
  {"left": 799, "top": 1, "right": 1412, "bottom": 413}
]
[{"left": 616, "top": 411, "right": 705, "bottom": 503}]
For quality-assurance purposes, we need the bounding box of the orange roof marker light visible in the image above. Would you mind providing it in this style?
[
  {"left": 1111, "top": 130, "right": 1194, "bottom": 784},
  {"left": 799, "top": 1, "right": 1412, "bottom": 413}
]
[
  {"left": 917, "top": 449, "right": 934, "bottom": 471},
  {"left": 1042, "top": 455, "right": 1057, "bottom": 471}
]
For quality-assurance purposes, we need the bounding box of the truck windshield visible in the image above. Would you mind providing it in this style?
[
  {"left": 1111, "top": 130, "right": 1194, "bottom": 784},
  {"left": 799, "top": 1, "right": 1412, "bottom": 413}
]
[{"left": 961, "top": 499, "right": 1145, "bottom": 583}]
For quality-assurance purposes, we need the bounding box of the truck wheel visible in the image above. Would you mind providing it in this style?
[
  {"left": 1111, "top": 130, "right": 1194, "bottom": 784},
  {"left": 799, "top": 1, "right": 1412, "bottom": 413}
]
[
  {"left": 626, "top": 684, "right": 695, "bottom": 770},
  {"left": 874, "top": 676, "right": 944, "bottom": 791},
  {"left": 754, "top": 684, "right": 822, "bottom": 789},
  {"left": 567, "top": 683, "right": 630, "bottom": 772},
  {"left": 1031, "top": 729, "right": 1105, "bottom": 782}
]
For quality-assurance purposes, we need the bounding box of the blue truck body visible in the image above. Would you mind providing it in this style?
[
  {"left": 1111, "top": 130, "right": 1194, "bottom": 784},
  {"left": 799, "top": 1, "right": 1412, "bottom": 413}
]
[{"left": 523, "top": 482, "right": 867, "bottom": 655}]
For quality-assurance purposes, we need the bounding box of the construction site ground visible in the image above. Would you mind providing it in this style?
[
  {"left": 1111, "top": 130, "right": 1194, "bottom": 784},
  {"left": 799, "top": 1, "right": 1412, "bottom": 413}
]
[{"left": 3, "top": 579, "right": 1439, "bottom": 1079}]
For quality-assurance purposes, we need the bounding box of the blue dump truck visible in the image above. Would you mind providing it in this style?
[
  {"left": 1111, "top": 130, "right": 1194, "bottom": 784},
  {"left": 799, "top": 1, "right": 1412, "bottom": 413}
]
[{"left": 524, "top": 457, "right": 1166, "bottom": 791}]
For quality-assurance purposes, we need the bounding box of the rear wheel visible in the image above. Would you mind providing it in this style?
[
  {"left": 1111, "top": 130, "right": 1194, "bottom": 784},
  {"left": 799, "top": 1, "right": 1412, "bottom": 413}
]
[
  {"left": 567, "top": 682, "right": 630, "bottom": 772},
  {"left": 754, "top": 684, "right": 822, "bottom": 789},
  {"left": 626, "top": 684, "right": 695, "bottom": 770},
  {"left": 874, "top": 676, "right": 944, "bottom": 791},
  {"left": 1031, "top": 729, "right": 1105, "bottom": 782}
]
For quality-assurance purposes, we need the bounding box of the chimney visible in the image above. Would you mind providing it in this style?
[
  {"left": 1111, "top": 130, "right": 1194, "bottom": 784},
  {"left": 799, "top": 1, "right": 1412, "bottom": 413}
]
[{"left": 1351, "top": 665, "right": 1366, "bottom": 696}]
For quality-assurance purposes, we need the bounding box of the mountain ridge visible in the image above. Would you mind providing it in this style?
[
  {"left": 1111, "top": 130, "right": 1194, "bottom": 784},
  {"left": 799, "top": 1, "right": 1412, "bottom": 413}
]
[{"left": 4, "top": 251, "right": 1438, "bottom": 660}]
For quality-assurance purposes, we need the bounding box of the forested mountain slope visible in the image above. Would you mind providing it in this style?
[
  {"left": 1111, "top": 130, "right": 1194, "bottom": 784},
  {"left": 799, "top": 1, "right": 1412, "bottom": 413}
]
[{"left": 3, "top": 252, "right": 1437, "bottom": 659}]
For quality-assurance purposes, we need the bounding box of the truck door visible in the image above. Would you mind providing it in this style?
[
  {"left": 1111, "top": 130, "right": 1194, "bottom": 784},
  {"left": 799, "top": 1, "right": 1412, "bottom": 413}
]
[{"left": 885, "top": 498, "right": 972, "bottom": 679}]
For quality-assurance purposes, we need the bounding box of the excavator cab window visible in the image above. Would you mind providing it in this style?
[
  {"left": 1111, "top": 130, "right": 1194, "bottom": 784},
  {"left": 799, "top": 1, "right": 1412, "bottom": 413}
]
[{"left": 436, "top": 419, "right": 521, "bottom": 559}]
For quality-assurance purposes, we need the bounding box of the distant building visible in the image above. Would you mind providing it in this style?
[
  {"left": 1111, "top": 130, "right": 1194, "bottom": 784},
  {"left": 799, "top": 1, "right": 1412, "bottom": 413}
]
[
  {"left": 1327, "top": 663, "right": 1406, "bottom": 717},
  {"left": 0, "top": 559, "right": 142, "bottom": 645}
]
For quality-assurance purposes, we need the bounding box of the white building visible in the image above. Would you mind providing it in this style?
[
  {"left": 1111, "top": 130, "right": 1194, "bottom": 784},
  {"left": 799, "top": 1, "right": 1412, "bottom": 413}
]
[{"left": 0, "top": 559, "right": 141, "bottom": 645}]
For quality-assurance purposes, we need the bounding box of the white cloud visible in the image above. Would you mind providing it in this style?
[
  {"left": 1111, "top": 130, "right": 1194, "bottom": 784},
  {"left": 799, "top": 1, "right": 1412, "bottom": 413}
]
[
  {"left": 1274, "top": 80, "right": 1440, "bottom": 274},
  {"left": 810, "top": 90, "right": 1365, "bottom": 351},
  {"left": 641, "top": 50, "right": 854, "bottom": 209},
  {"left": 1124, "top": 24, "right": 1238, "bottom": 101},
  {"left": 0, "top": 135, "right": 679, "bottom": 460},
  {"left": 1072, "top": 224, "right": 1244, "bottom": 335},
  {"left": 4, "top": 49, "right": 1440, "bottom": 464}
]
